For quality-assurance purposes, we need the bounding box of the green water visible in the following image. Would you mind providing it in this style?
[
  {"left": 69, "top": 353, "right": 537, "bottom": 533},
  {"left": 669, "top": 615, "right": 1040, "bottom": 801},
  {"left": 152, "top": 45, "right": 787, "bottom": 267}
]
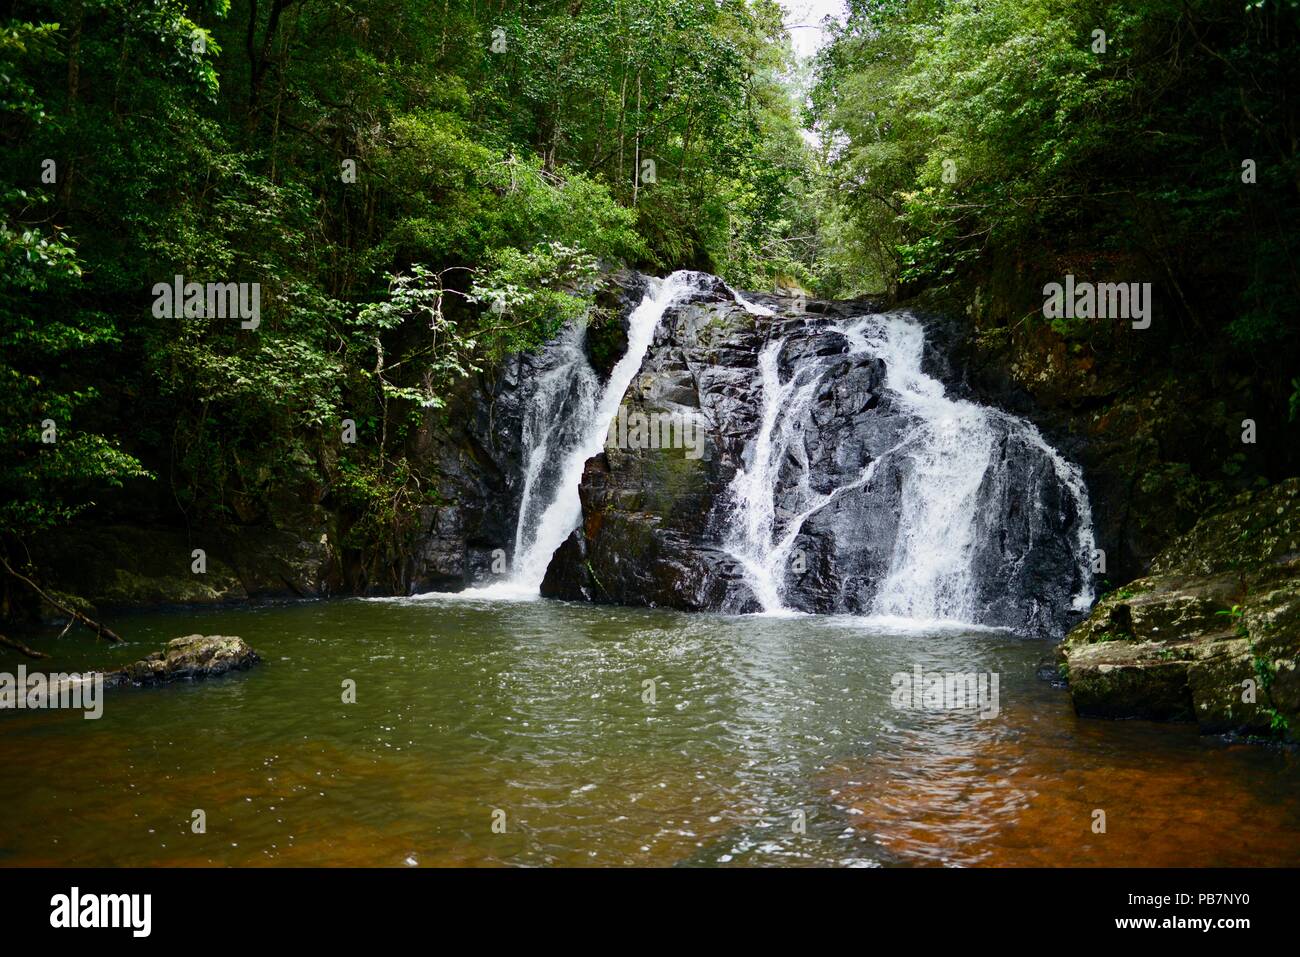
[{"left": 3, "top": 596, "right": 1300, "bottom": 867}]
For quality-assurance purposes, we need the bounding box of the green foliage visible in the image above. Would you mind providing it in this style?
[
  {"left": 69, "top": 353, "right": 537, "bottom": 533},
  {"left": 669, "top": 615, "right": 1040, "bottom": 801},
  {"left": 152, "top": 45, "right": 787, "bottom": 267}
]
[
  {"left": 811, "top": 0, "right": 1300, "bottom": 369},
  {"left": 0, "top": 0, "right": 816, "bottom": 579},
  {"left": 0, "top": 15, "right": 155, "bottom": 537},
  {"left": 470, "top": 242, "right": 602, "bottom": 360},
  {"left": 8, "top": 0, "right": 1291, "bottom": 585},
  {"left": 1215, "top": 604, "right": 1249, "bottom": 638},
  {"left": 1247, "top": 635, "right": 1291, "bottom": 737}
]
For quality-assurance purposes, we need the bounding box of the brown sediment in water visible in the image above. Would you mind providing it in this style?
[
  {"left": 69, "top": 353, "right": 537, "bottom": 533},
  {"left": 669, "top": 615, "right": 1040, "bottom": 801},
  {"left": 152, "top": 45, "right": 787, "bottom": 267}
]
[
  {"left": 5, "top": 601, "right": 1300, "bottom": 867},
  {"left": 823, "top": 698, "right": 1300, "bottom": 867}
]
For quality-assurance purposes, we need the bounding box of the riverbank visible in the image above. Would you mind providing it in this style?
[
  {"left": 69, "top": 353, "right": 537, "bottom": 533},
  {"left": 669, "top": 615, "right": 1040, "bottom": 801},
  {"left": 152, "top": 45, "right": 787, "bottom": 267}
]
[{"left": 1060, "top": 478, "right": 1300, "bottom": 741}]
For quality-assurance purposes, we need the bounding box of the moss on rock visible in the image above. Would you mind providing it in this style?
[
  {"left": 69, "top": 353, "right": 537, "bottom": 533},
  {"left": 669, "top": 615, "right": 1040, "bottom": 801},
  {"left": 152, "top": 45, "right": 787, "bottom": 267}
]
[{"left": 1061, "top": 478, "right": 1300, "bottom": 740}]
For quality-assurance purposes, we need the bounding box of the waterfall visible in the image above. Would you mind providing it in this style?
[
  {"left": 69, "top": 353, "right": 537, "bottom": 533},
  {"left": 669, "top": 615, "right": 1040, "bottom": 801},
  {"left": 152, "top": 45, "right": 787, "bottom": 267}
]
[
  {"left": 724, "top": 339, "right": 877, "bottom": 613},
  {"left": 433, "top": 267, "right": 1092, "bottom": 632},
  {"left": 858, "top": 315, "right": 1094, "bottom": 619},
  {"left": 510, "top": 321, "right": 600, "bottom": 575},
  {"left": 479, "top": 271, "right": 706, "bottom": 596},
  {"left": 723, "top": 310, "right": 1095, "bottom": 625}
]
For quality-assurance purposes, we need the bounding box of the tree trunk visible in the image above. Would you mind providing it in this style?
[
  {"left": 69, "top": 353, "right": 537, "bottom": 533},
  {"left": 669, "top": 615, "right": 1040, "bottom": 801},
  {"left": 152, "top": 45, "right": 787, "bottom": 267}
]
[
  {"left": 0, "top": 634, "right": 50, "bottom": 660},
  {"left": 0, "top": 556, "right": 123, "bottom": 644}
]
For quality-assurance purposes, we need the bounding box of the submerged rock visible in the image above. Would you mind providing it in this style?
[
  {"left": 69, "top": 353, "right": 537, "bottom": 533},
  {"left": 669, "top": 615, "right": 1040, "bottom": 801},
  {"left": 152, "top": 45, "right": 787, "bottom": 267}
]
[
  {"left": 104, "top": 635, "right": 261, "bottom": 688},
  {"left": 1060, "top": 478, "right": 1300, "bottom": 739}
]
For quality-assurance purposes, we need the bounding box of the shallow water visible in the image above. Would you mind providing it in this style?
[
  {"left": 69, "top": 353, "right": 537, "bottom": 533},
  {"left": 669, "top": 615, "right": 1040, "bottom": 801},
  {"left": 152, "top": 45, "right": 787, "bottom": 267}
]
[{"left": 2, "top": 596, "right": 1299, "bottom": 867}]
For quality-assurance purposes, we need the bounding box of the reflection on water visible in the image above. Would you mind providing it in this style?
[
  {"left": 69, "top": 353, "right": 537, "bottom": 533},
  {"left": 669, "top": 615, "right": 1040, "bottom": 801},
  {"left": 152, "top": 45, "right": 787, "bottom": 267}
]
[{"left": 1, "top": 597, "right": 1298, "bottom": 867}]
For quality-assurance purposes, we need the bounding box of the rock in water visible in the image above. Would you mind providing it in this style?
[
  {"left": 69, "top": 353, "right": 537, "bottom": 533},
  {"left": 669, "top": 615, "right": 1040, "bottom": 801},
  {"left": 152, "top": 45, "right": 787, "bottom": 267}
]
[
  {"left": 105, "top": 635, "right": 261, "bottom": 687},
  {"left": 1060, "top": 478, "right": 1300, "bottom": 739}
]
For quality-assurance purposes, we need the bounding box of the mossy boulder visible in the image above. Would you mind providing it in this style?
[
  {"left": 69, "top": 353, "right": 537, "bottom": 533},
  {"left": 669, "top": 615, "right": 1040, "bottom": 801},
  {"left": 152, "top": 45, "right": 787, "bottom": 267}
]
[
  {"left": 104, "top": 635, "right": 261, "bottom": 687},
  {"left": 1060, "top": 478, "right": 1300, "bottom": 739},
  {"left": 1065, "top": 639, "right": 1199, "bottom": 721}
]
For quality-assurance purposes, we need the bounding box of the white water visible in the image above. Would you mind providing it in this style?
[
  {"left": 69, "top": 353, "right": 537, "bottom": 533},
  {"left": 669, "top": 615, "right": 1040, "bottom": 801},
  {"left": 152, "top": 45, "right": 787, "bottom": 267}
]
[
  {"left": 724, "top": 311, "right": 1095, "bottom": 620},
  {"left": 725, "top": 340, "right": 892, "bottom": 614},
  {"left": 511, "top": 322, "right": 597, "bottom": 567},
  {"left": 730, "top": 288, "right": 775, "bottom": 317},
  {"left": 863, "top": 317, "right": 1002, "bottom": 620},
  {"left": 468, "top": 271, "right": 706, "bottom": 597},
  {"left": 425, "top": 274, "right": 1092, "bottom": 626}
]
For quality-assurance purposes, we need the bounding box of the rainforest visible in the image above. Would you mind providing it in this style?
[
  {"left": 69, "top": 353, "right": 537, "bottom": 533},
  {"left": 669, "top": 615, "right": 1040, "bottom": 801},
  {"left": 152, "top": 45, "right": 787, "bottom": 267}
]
[{"left": 1, "top": 0, "right": 1299, "bottom": 889}]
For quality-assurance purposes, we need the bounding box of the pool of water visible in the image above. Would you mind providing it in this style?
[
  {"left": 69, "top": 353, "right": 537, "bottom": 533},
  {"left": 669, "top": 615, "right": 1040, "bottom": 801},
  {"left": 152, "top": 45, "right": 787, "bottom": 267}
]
[{"left": 2, "top": 596, "right": 1299, "bottom": 867}]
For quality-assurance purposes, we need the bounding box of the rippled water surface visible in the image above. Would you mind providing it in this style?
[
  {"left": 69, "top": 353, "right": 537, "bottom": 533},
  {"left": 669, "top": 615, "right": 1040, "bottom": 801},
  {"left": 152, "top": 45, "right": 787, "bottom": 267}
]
[{"left": 3, "top": 597, "right": 1299, "bottom": 866}]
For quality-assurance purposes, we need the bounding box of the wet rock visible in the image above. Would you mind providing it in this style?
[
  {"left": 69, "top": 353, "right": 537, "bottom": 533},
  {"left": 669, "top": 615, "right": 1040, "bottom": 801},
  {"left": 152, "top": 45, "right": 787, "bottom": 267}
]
[
  {"left": 542, "top": 280, "right": 1088, "bottom": 634},
  {"left": 1060, "top": 478, "right": 1300, "bottom": 739},
  {"left": 103, "top": 635, "right": 261, "bottom": 688},
  {"left": 585, "top": 270, "right": 650, "bottom": 380},
  {"left": 538, "top": 285, "right": 763, "bottom": 611}
]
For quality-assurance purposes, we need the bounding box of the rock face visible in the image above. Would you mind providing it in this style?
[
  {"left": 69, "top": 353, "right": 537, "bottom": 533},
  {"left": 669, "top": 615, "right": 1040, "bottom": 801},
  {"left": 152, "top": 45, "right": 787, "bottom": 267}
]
[
  {"left": 539, "top": 277, "right": 1093, "bottom": 636},
  {"left": 539, "top": 285, "right": 879, "bottom": 612},
  {"left": 405, "top": 271, "right": 656, "bottom": 593},
  {"left": 29, "top": 523, "right": 339, "bottom": 612},
  {"left": 1060, "top": 478, "right": 1300, "bottom": 738},
  {"left": 540, "top": 274, "right": 763, "bottom": 610},
  {"left": 104, "top": 635, "right": 261, "bottom": 687}
]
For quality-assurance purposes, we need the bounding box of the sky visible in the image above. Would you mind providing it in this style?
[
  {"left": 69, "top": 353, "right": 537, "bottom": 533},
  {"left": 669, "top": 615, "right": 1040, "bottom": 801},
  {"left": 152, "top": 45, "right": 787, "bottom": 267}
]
[{"left": 780, "top": 0, "right": 847, "bottom": 60}]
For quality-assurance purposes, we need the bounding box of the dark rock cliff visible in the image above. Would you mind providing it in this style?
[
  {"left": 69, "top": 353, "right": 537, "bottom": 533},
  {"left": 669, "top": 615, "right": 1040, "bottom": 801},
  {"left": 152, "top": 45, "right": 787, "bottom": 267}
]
[{"left": 538, "top": 276, "right": 1091, "bottom": 636}]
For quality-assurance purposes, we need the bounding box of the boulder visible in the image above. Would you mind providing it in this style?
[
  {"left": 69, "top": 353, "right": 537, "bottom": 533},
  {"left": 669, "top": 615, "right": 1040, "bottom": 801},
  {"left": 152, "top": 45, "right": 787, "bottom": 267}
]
[
  {"left": 1060, "top": 478, "right": 1300, "bottom": 739},
  {"left": 103, "top": 635, "right": 261, "bottom": 688}
]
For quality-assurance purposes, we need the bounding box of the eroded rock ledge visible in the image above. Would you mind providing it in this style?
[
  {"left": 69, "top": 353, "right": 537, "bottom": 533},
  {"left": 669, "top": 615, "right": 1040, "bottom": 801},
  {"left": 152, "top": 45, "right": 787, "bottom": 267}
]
[{"left": 1060, "top": 478, "right": 1300, "bottom": 739}]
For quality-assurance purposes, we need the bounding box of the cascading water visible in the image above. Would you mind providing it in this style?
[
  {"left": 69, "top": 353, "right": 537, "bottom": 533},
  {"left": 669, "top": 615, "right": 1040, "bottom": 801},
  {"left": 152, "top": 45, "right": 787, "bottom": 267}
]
[
  {"left": 723, "top": 310, "right": 1095, "bottom": 627},
  {"left": 430, "top": 266, "right": 1091, "bottom": 634},
  {"left": 509, "top": 322, "right": 600, "bottom": 579},
  {"left": 481, "top": 271, "right": 709, "bottom": 595},
  {"left": 858, "top": 315, "right": 1094, "bottom": 619},
  {"left": 725, "top": 339, "right": 892, "bottom": 613}
]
